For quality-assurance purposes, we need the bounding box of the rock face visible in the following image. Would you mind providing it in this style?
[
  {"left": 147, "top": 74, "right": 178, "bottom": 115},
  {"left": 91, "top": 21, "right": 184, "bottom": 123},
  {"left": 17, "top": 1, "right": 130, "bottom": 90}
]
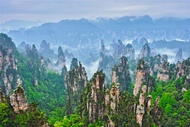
[
  {"left": 150, "top": 54, "right": 161, "bottom": 76},
  {"left": 98, "top": 40, "right": 114, "bottom": 84},
  {"left": 10, "top": 86, "right": 28, "bottom": 113},
  {"left": 161, "top": 54, "right": 168, "bottom": 63},
  {"left": 0, "top": 88, "right": 5, "bottom": 102},
  {"left": 70, "top": 58, "right": 78, "bottom": 71},
  {"left": 175, "top": 48, "right": 183, "bottom": 63},
  {"left": 125, "top": 44, "right": 135, "bottom": 59},
  {"left": 56, "top": 46, "right": 66, "bottom": 67},
  {"left": 157, "top": 61, "right": 170, "bottom": 82},
  {"left": 112, "top": 56, "right": 131, "bottom": 90},
  {"left": 136, "top": 85, "right": 147, "bottom": 127},
  {"left": 105, "top": 83, "right": 120, "bottom": 127},
  {"left": 98, "top": 40, "right": 113, "bottom": 71},
  {"left": 185, "top": 72, "right": 190, "bottom": 84},
  {"left": 133, "top": 59, "right": 156, "bottom": 127},
  {"left": 39, "top": 40, "right": 55, "bottom": 59},
  {"left": 133, "top": 59, "right": 148, "bottom": 96},
  {"left": 65, "top": 58, "right": 88, "bottom": 115},
  {"left": 110, "top": 83, "right": 120, "bottom": 112},
  {"left": 64, "top": 49, "right": 74, "bottom": 59},
  {"left": 0, "top": 33, "right": 20, "bottom": 94},
  {"left": 87, "top": 70, "right": 105, "bottom": 123},
  {"left": 132, "top": 37, "right": 148, "bottom": 49},
  {"left": 17, "top": 41, "right": 27, "bottom": 53},
  {"left": 26, "top": 44, "right": 41, "bottom": 86},
  {"left": 110, "top": 40, "right": 135, "bottom": 60},
  {"left": 175, "top": 57, "right": 190, "bottom": 79},
  {"left": 133, "top": 60, "right": 147, "bottom": 126},
  {"left": 138, "top": 43, "right": 151, "bottom": 59},
  {"left": 110, "top": 40, "right": 126, "bottom": 58},
  {"left": 152, "top": 97, "right": 162, "bottom": 126}
]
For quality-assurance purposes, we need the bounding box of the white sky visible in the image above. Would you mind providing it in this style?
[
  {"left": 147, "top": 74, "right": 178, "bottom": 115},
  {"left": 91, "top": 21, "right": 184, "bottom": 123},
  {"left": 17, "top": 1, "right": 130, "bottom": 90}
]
[{"left": 0, "top": 0, "right": 190, "bottom": 23}]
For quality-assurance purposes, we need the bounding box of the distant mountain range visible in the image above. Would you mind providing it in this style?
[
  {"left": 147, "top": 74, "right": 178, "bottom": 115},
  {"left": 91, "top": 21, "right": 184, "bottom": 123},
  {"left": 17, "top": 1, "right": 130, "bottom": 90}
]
[
  {"left": 2, "top": 15, "right": 190, "bottom": 46},
  {"left": 0, "top": 20, "right": 42, "bottom": 32}
]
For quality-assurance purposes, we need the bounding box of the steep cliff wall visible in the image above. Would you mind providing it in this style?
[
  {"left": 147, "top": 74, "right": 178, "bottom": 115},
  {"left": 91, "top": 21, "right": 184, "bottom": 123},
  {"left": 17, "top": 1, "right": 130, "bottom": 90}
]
[
  {"left": 0, "top": 33, "right": 20, "bottom": 94},
  {"left": 87, "top": 70, "right": 105, "bottom": 123},
  {"left": 10, "top": 86, "right": 28, "bottom": 113},
  {"left": 112, "top": 56, "right": 131, "bottom": 91},
  {"left": 157, "top": 62, "right": 170, "bottom": 82},
  {"left": 65, "top": 58, "right": 88, "bottom": 115}
]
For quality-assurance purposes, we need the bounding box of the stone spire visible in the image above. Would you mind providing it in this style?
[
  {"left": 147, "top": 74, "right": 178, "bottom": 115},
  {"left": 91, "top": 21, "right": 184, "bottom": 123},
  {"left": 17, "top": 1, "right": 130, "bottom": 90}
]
[{"left": 10, "top": 86, "right": 28, "bottom": 113}]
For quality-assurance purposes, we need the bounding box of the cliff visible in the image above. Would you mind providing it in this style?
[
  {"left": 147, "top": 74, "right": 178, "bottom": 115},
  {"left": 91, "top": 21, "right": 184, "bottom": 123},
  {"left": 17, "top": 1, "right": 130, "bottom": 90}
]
[
  {"left": 157, "top": 61, "right": 170, "bottom": 82},
  {"left": 133, "top": 58, "right": 156, "bottom": 127},
  {"left": 10, "top": 86, "right": 28, "bottom": 113},
  {"left": 0, "top": 87, "right": 5, "bottom": 102},
  {"left": 0, "top": 33, "right": 20, "bottom": 94},
  {"left": 110, "top": 40, "right": 135, "bottom": 60},
  {"left": 138, "top": 43, "right": 151, "bottom": 60},
  {"left": 25, "top": 44, "right": 42, "bottom": 86},
  {"left": 175, "top": 48, "right": 183, "bottom": 63},
  {"left": 87, "top": 70, "right": 105, "bottom": 122},
  {"left": 39, "top": 40, "right": 55, "bottom": 59},
  {"left": 133, "top": 59, "right": 148, "bottom": 96},
  {"left": 125, "top": 43, "right": 135, "bottom": 59},
  {"left": 112, "top": 56, "right": 131, "bottom": 90},
  {"left": 65, "top": 58, "right": 88, "bottom": 115},
  {"left": 56, "top": 46, "right": 66, "bottom": 67},
  {"left": 175, "top": 57, "right": 190, "bottom": 79}
]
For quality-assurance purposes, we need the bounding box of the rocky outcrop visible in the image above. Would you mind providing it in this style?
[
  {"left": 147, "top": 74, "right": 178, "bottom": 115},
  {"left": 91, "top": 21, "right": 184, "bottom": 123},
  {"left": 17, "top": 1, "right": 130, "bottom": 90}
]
[
  {"left": 110, "top": 40, "right": 135, "bottom": 60},
  {"left": 10, "top": 86, "right": 28, "bottom": 113},
  {"left": 64, "top": 49, "right": 74, "bottom": 59},
  {"left": 98, "top": 40, "right": 114, "bottom": 84},
  {"left": 56, "top": 46, "right": 66, "bottom": 67},
  {"left": 0, "top": 33, "right": 20, "bottom": 94},
  {"left": 132, "top": 37, "right": 149, "bottom": 49},
  {"left": 99, "top": 40, "right": 109, "bottom": 70},
  {"left": 87, "top": 70, "right": 105, "bottom": 123},
  {"left": 0, "top": 88, "right": 5, "bottom": 102},
  {"left": 39, "top": 40, "right": 55, "bottom": 59},
  {"left": 161, "top": 54, "right": 168, "bottom": 63},
  {"left": 175, "top": 57, "right": 190, "bottom": 79},
  {"left": 185, "top": 72, "right": 190, "bottom": 84},
  {"left": 125, "top": 44, "right": 135, "bottom": 59},
  {"left": 157, "top": 62, "right": 170, "bottom": 82},
  {"left": 110, "top": 83, "right": 120, "bottom": 112},
  {"left": 8, "top": 86, "right": 49, "bottom": 126},
  {"left": 112, "top": 56, "right": 131, "bottom": 90},
  {"left": 133, "top": 59, "right": 156, "bottom": 127},
  {"left": 138, "top": 43, "right": 151, "bottom": 59},
  {"left": 17, "top": 41, "right": 27, "bottom": 53},
  {"left": 105, "top": 83, "right": 120, "bottom": 113},
  {"left": 70, "top": 58, "right": 78, "bottom": 71},
  {"left": 133, "top": 59, "right": 148, "bottom": 96},
  {"left": 152, "top": 97, "right": 161, "bottom": 126},
  {"left": 150, "top": 54, "right": 161, "bottom": 76},
  {"left": 175, "top": 48, "right": 183, "bottom": 63},
  {"left": 65, "top": 58, "right": 88, "bottom": 115},
  {"left": 110, "top": 40, "right": 126, "bottom": 58},
  {"left": 26, "top": 44, "right": 41, "bottom": 86},
  {"left": 136, "top": 85, "right": 146, "bottom": 127}
]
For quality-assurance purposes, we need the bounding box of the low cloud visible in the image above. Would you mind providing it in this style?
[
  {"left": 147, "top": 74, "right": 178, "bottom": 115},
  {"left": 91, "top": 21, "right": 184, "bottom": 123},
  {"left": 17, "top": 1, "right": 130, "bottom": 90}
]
[{"left": 83, "top": 59, "right": 99, "bottom": 79}]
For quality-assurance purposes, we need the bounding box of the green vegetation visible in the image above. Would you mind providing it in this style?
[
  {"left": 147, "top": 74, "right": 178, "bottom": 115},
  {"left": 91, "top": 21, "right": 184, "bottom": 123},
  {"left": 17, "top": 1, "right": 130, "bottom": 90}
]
[
  {"left": 151, "top": 76, "right": 190, "bottom": 126},
  {"left": 16, "top": 48, "right": 66, "bottom": 125},
  {"left": 0, "top": 100, "right": 47, "bottom": 127},
  {"left": 0, "top": 33, "right": 190, "bottom": 126}
]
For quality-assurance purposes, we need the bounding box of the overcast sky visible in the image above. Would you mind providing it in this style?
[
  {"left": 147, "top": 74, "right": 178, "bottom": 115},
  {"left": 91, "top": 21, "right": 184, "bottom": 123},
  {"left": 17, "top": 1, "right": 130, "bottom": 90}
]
[{"left": 0, "top": 0, "right": 189, "bottom": 23}]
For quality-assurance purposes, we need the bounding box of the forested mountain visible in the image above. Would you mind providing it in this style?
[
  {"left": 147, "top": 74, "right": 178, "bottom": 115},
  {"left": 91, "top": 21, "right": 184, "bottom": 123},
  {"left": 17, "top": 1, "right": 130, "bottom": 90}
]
[{"left": 0, "top": 33, "right": 190, "bottom": 127}]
